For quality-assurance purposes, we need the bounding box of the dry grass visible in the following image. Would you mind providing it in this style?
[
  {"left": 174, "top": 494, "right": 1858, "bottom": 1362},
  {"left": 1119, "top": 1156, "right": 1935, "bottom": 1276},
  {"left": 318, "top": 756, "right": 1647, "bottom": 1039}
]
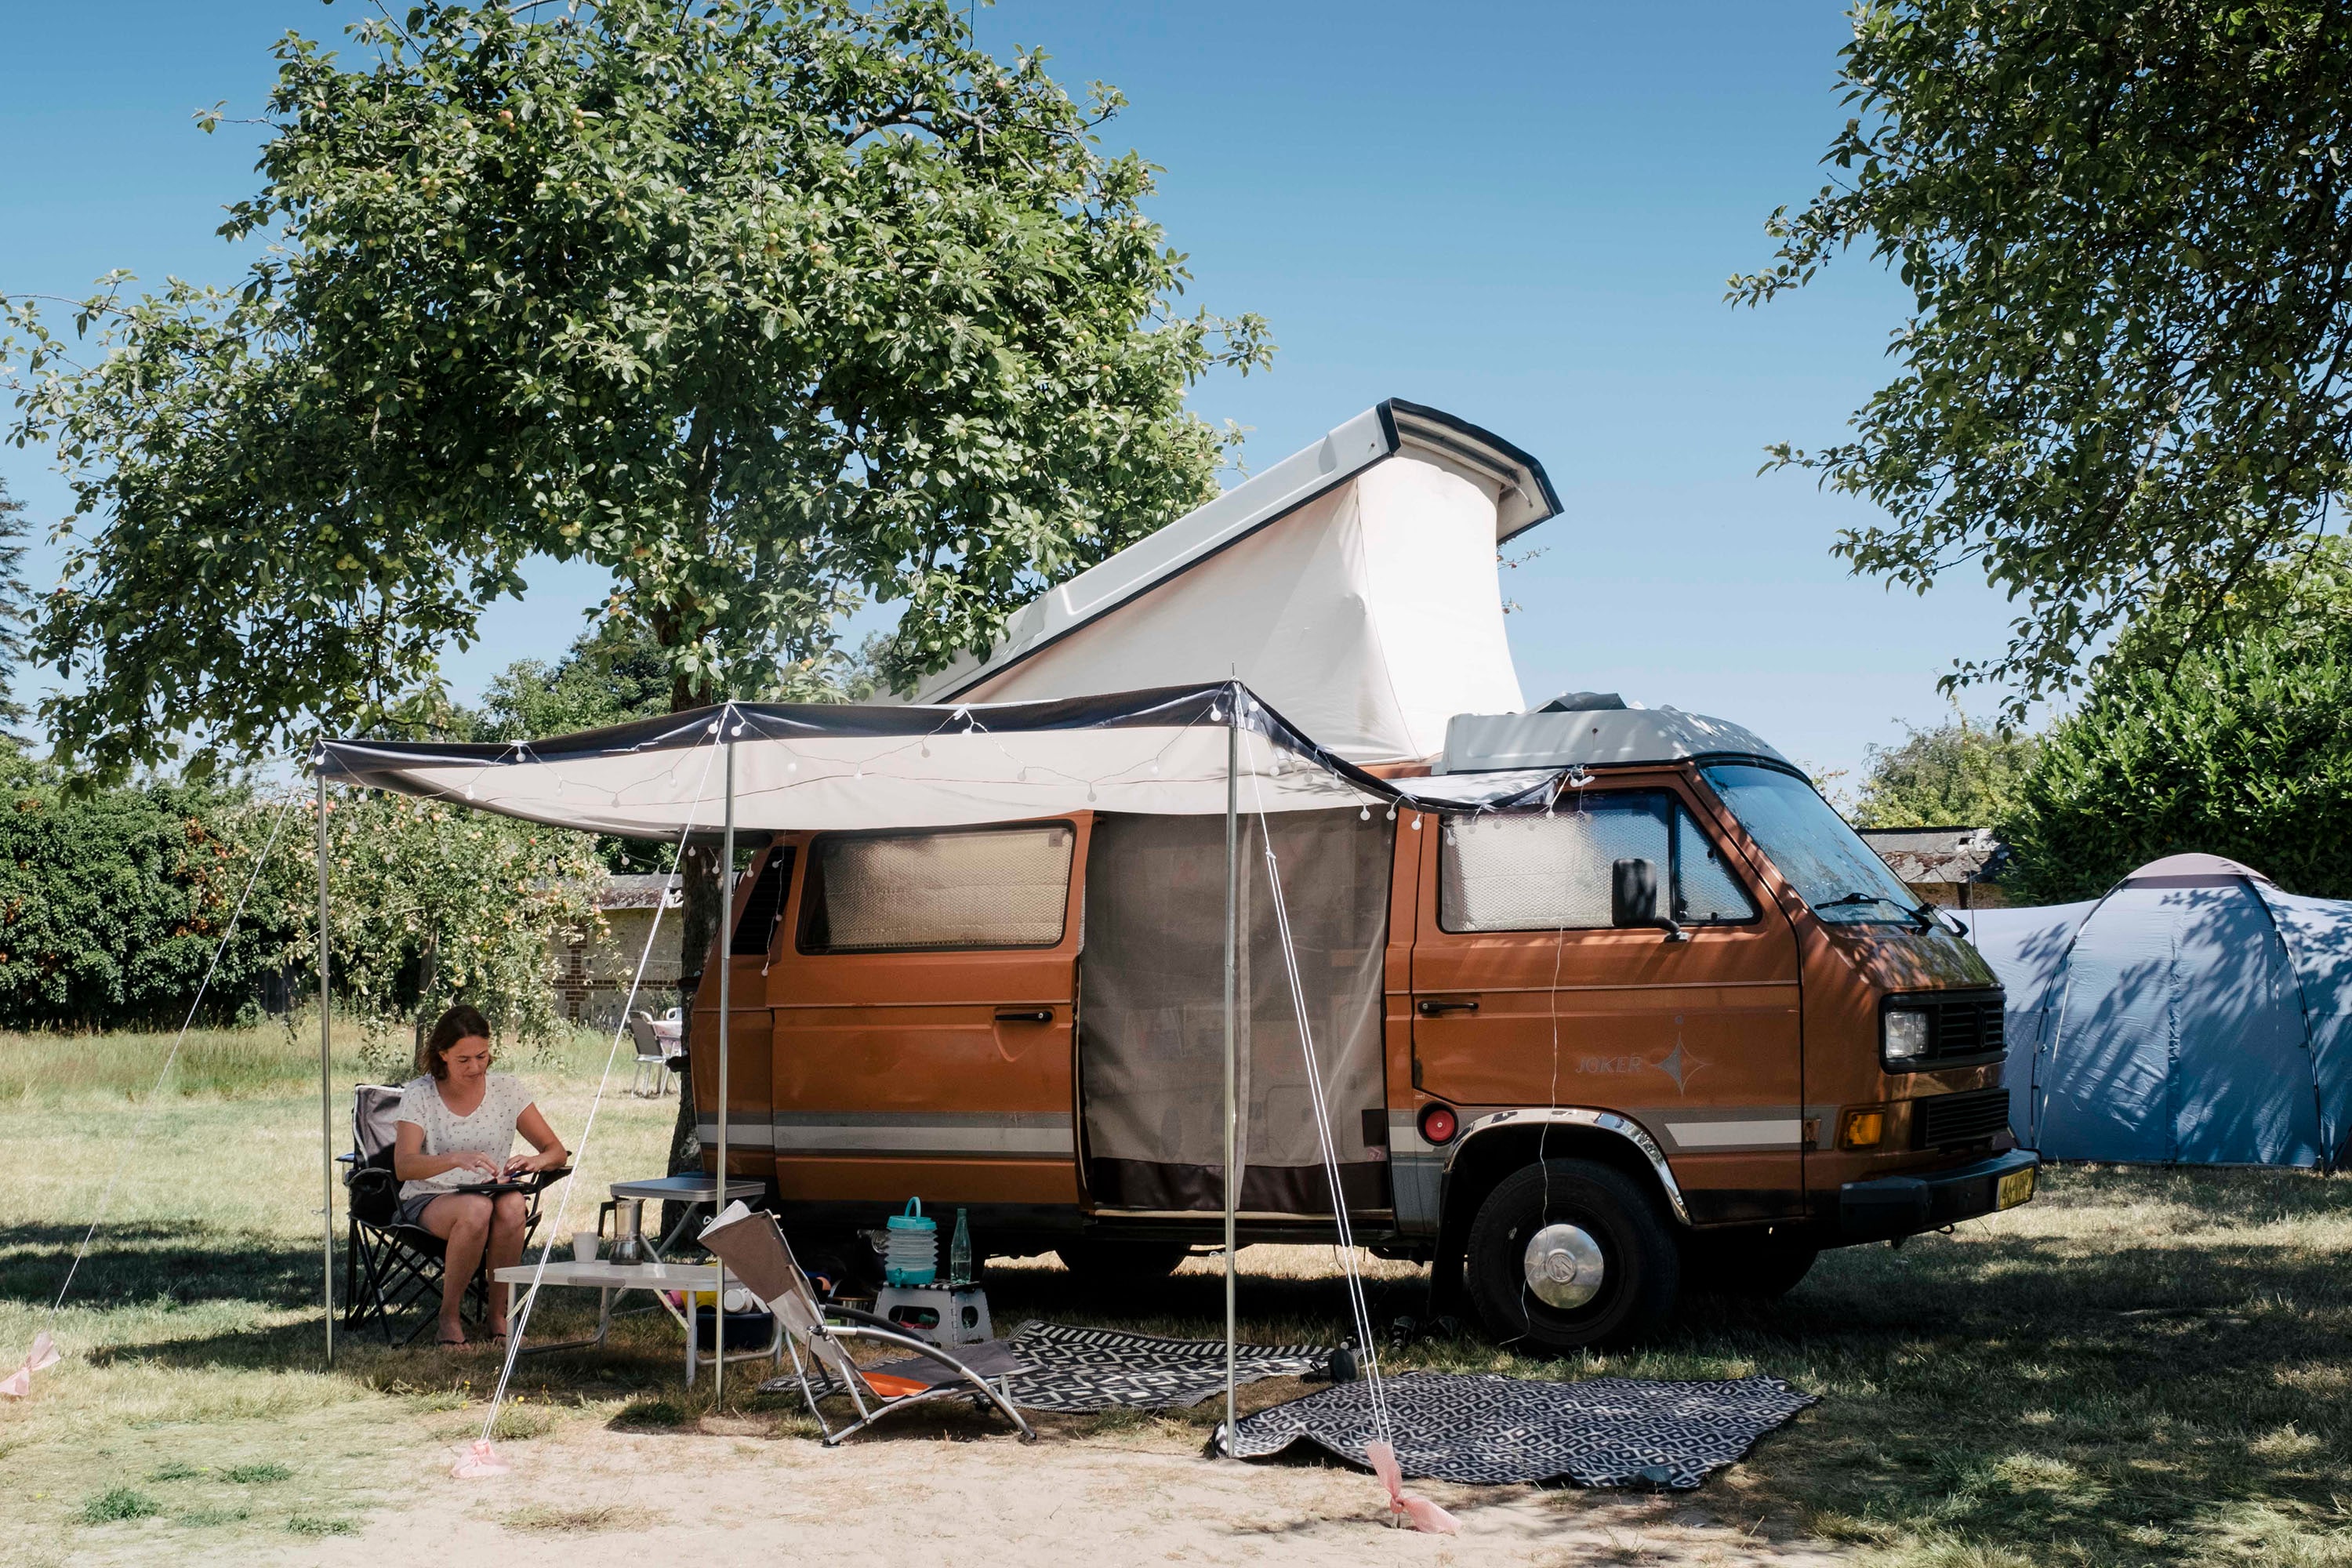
[
  {"left": 502, "top": 1502, "right": 630, "bottom": 1533},
  {"left": 0, "top": 1011, "right": 620, "bottom": 1105},
  {"left": 5, "top": 1024, "right": 2352, "bottom": 1566}
]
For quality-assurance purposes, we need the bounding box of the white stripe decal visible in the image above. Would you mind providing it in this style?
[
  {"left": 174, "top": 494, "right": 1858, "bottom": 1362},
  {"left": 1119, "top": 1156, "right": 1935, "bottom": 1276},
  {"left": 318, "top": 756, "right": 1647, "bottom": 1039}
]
[
  {"left": 1665, "top": 1119, "right": 1803, "bottom": 1149},
  {"left": 776, "top": 1124, "right": 1071, "bottom": 1156},
  {"left": 702, "top": 1118, "right": 1071, "bottom": 1157},
  {"left": 695, "top": 1120, "right": 777, "bottom": 1149}
]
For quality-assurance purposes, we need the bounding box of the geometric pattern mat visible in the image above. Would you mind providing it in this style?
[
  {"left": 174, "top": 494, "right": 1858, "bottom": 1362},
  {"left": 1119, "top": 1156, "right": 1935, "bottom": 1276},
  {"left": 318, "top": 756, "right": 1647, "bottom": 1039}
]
[
  {"left": 1000, "top": 1320, "right": 1331, "bottom": 1413},
  {"left": 759, "top": 1319, "right": 1332, "bottom": 1413},
  {"left": 1232, "top": 1371, "right": 1817, "bottom": 1489}
]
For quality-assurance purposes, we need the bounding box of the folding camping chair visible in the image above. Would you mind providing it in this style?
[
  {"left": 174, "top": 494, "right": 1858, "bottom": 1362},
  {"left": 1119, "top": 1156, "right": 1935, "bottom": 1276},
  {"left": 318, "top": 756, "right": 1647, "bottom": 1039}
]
[
  {"left": 340, "top": 1083, "right": 568, "bottom": 1344},
  {"left": 698, "top": 1204, "right": 1035, "bottom": 1445}
]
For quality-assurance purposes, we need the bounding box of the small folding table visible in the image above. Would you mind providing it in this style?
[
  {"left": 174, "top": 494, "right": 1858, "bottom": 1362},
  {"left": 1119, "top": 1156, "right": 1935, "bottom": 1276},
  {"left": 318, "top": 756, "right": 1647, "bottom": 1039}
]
[{"left": 493, "top": 1258, "right": 779, "bottom": 1385}]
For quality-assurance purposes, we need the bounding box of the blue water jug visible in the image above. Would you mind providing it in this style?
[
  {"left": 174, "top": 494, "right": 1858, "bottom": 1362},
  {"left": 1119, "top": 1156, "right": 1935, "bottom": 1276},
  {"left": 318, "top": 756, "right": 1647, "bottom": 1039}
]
[{"left": 884, "top": 1196, "right": 938, "bottom": 1285}]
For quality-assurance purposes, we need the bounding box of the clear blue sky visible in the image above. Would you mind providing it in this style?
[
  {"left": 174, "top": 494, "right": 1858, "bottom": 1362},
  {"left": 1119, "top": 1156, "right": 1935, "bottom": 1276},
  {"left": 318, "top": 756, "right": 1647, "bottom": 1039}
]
[{"left": 0, "top": 0, "right": 2026, "bottom": 782}]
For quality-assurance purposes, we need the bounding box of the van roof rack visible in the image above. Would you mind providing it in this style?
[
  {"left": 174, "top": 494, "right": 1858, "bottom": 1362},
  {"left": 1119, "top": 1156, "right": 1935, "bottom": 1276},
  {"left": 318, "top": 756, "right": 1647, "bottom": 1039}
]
[{"left": 1435, "top": 706, "right": 1792, "bottom": 775}]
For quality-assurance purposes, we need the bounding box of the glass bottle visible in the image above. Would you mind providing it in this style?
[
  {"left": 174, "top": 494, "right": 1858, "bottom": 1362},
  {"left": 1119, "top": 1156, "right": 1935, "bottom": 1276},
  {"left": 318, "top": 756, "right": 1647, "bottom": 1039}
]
[{"left": 949, "top": 1207, "right": 973, "bottom": 1286}]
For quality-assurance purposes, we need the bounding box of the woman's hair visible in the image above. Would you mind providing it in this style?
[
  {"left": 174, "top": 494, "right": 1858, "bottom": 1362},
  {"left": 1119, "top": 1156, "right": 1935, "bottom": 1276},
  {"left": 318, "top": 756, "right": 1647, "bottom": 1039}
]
[{"left": 419, "top": 1004, "right": 494, "bottom": 1080}]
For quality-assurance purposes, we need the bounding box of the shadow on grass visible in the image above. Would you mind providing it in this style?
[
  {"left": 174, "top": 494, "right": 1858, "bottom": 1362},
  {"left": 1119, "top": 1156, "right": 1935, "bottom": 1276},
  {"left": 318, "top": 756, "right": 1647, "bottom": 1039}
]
[
  {"left": 1, "top": 1221, "right": 322, "bottom": 1310},
  {"left": 1653, "top": 1185, "right": 2352, "bottom": 1564},
  {"left": 16, "top": 1168, "right": 2352, "bottom": 1566}
]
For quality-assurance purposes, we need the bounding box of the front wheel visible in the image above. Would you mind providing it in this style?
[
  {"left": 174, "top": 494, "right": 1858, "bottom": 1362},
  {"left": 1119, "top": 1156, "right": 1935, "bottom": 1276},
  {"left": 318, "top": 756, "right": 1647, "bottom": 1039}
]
[{"left": 1465, "top": 1159, "right": 1680, "bottom": 1353}]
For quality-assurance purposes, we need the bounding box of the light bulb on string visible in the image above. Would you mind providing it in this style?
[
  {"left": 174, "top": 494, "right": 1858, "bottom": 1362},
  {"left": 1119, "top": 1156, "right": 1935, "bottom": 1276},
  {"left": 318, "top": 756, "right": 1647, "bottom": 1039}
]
[
  {"left": 1359, "top": 805, "right": 1370, "bottom": 821},
  {"left": 1411, "top": 815, "right": 1422, "bottom": 831}
]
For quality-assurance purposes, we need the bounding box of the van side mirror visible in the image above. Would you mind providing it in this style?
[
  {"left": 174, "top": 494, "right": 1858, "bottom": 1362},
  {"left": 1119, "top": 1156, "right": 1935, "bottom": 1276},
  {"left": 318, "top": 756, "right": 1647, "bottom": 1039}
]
[{"left": 1612, "top": 858, "right": 1688, "bottom": 942}]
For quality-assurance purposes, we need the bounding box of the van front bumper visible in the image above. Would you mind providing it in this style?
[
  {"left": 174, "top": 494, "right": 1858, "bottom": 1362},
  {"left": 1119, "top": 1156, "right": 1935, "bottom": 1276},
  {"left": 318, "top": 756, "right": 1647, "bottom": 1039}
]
[{"left": 1838, "top": 1149, "right": 2038, "bottom": 1241}]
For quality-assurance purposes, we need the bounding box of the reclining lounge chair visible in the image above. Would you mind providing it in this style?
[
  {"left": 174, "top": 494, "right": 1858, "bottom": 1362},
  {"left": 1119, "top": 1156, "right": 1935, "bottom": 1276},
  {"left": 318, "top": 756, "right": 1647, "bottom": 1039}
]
[{"left": 698, "top": 1204, "right": 1034, "bottom": 1445}]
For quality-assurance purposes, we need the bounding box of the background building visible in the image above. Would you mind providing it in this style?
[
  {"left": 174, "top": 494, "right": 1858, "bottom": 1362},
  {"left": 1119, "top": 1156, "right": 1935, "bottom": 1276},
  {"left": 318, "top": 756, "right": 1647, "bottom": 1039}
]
[
  {"left": 554, "top": 873, "right": 686, "bottom": 1025},
  {"left": 1857, "top": 826, "right": 2013, "bottom": 909}
]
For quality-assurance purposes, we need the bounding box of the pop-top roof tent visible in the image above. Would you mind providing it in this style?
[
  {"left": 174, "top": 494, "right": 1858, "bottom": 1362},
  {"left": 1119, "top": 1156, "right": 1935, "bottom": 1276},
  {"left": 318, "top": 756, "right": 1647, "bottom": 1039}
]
[
  {"left": 906, "top": 399, "right": 1563, "bottom": 764},
  {"left": 1954, "top": 855, "right": 2352, "bottom": 1169}
]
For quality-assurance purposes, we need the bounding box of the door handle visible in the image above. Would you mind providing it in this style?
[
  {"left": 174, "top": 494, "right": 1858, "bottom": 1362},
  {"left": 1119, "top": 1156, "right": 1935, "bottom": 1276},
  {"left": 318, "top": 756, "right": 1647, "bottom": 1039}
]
[
  {"left": 1417, "top": 998, "right": 1480, "bottom": 1016},
  {"left": 994, "top": 1008, "right": 1055, "bottom": 1023}
]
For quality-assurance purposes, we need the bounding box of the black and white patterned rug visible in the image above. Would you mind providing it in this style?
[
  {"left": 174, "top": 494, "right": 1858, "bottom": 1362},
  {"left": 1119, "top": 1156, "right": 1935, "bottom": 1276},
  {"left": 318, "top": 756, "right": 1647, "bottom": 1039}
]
[
  {"left": 1001, "top": 1321, "right": 1331, "bottom": 1413},
  {"left": 756, "top": 1320, "right": 1328, "bottom": 1411},
  {"left": 1231, "top": 1371, "right": 1817, "bottom": 1488}
]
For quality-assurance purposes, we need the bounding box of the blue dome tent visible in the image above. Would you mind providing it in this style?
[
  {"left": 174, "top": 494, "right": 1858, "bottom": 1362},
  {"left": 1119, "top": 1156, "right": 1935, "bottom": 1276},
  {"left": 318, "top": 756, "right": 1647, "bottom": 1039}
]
[{"left": 1955, "top": 855, "right": 2352, "bottom": 1169}]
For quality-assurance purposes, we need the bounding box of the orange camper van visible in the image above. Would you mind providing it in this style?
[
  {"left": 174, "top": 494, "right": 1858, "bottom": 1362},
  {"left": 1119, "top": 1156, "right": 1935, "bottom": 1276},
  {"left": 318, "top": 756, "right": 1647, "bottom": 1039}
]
[{"left": 688, "top": 696, "right": 2037, "bottom": 1352}]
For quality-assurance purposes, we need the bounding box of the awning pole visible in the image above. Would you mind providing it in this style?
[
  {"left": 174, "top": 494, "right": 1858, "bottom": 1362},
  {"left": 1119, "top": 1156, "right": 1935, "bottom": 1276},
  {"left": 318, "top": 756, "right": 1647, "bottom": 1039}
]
[
  {"left": 1222, "top": 714, "right": 1239, "bottom": 1454},
  {"left": 315, "top": 764, "right": 335, "bottom": 1367},
  {"left": 715, "top": 710, "right": 735, "bottom": 1406}
]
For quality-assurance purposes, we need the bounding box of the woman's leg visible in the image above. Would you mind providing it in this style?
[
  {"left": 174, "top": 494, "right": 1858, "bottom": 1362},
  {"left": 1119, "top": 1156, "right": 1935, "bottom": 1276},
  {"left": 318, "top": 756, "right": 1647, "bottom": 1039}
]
[
  {"left": 486, "top": 1192, "right": 529, "bottom": 1334},
  {"left": 421, "top": 1194, "right": 494, "bottom": 1343}
]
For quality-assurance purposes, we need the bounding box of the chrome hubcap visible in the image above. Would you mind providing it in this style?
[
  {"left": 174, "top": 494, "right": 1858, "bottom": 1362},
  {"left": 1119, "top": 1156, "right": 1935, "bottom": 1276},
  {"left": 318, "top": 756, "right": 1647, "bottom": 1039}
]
[{"left": 1522, "top": 1223, "right": 1606, "bottom": 1309}]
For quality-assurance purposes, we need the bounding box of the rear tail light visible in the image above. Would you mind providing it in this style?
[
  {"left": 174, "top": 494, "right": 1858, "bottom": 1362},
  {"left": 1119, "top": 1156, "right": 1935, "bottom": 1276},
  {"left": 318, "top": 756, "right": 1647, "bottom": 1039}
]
[{"left": 1417, "top": 1104, "right": 1459, "bottom": 1145}]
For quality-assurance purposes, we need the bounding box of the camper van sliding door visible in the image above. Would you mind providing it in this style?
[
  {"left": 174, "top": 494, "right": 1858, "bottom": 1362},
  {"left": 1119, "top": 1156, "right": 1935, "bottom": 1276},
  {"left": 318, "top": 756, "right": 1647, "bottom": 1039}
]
[
  {"left": 1078, "top": 810, "right": 1393, "bottom": 1218},
  {"left": 763, "top": 818, "right": 1088, "bottom": 1218}
]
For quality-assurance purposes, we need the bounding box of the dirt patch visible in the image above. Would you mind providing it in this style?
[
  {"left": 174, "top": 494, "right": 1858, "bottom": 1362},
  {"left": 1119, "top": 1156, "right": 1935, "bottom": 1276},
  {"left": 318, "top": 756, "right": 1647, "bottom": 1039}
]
[{"left": 288, "top": 1423, "right": 1849, "bottom": 1567}]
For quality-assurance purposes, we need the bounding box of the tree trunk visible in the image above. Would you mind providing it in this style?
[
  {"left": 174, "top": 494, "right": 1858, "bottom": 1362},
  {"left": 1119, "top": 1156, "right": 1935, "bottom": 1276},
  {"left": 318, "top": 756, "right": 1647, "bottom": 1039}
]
[{"left": 409, "top": 932, "right": 441, "bottom": 1074}]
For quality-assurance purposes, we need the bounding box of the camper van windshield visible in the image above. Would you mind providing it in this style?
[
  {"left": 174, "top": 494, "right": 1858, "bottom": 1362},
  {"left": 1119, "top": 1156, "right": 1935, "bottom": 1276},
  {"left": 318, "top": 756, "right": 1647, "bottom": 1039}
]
[{"left": 1700, "top": 764, "right": 1922, "bottom": 926}]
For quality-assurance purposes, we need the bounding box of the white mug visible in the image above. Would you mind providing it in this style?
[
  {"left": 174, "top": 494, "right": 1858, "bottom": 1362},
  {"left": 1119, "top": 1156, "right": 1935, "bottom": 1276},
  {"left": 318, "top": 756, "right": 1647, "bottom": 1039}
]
[{"left": 572, "top": 1231, "right": 599, "bottom": 1262}]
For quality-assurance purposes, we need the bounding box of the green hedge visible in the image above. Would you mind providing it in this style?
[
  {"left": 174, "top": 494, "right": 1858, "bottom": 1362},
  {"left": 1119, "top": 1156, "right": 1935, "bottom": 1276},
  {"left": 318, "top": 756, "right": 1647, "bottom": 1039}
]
[
  {"left": 0, "top": 757, "right": 292, "bottom": 1030},
  {"left": 2005, "top": 634, "right": 2352, "bottom": 902}
]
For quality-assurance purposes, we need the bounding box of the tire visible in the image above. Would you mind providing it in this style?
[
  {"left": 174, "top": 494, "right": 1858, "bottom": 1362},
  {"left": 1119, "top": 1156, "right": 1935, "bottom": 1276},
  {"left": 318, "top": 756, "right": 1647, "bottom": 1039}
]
[
  {"left": 1465, "top": 1159, "right": 1680, "bottom": 1353},
  {"left": 1054, "top": 1238, "right": 1192, "bottom": 1284},
  {"left": 1679, "top": 1229, "right": 1818, "bottom": 1300}
]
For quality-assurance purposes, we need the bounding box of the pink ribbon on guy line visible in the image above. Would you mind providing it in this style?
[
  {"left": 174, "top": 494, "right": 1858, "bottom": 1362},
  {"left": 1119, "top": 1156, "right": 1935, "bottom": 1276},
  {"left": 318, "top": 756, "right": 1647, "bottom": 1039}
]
[
  {"left": 1367, "top": 1439, "right": 1460, "bottom": 1534},
  {"left": 451, "top": 1438, "right": 510, "bottom": 1479},
  {"left": 0, "top": 1331, "right": 61, "bottom": 1399}
]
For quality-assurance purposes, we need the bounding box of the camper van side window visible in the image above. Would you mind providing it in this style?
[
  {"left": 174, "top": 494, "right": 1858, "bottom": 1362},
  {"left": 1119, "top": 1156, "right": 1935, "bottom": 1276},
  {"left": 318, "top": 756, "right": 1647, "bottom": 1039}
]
[
  {"left": 1438, "top": 794, "right": 1757, "bottom": 932},
  {"left": 1674, "top": 808, "right": 1758, "bottom": 924},
  {"left": 729, "top": 848, "right": 794, "bottom": 956},
  {"left": 799, "top": 824, "right": 1076, "bottom": 953}
]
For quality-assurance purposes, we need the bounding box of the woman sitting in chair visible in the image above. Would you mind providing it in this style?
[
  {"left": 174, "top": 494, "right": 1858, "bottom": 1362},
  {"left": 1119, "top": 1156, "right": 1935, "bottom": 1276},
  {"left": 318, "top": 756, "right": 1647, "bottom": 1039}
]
[{"left": 393, "top": 1004, "right": 568, "bottom": 1348}]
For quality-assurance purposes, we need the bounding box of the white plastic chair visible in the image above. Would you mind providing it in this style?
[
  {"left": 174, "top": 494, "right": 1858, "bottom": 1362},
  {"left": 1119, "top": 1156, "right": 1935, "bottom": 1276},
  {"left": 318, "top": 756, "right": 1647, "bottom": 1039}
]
[{"left": 628, "top": 1013, "right": 672, "bottom": 1098}]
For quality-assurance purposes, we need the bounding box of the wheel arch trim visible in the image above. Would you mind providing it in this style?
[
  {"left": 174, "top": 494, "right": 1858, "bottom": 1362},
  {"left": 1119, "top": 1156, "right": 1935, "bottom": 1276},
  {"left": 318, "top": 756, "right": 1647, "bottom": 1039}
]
[{"left": 1443, "top": 1107, "right": 1692, "bottom": 1226}]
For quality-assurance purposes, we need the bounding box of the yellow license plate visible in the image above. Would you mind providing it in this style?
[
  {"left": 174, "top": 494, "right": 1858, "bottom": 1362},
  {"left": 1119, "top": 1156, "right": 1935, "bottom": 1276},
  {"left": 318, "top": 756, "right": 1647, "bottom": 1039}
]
[{"left": 1996, "top": 1166, "right": 2036, "bottom": 1210}]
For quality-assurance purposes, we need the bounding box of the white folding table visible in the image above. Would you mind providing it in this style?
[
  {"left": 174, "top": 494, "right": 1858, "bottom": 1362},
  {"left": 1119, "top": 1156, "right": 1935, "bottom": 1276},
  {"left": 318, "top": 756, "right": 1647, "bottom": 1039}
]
[{"left": 494, "top": 1258, "right": 779, "bottom": 1385}]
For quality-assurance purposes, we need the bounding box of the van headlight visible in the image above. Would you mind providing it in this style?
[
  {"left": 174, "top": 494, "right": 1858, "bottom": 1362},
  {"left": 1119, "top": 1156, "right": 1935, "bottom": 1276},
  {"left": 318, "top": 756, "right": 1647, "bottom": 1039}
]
[{"left": 1882, "top": 1007, "right": 1931, "bottom": 1069}]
